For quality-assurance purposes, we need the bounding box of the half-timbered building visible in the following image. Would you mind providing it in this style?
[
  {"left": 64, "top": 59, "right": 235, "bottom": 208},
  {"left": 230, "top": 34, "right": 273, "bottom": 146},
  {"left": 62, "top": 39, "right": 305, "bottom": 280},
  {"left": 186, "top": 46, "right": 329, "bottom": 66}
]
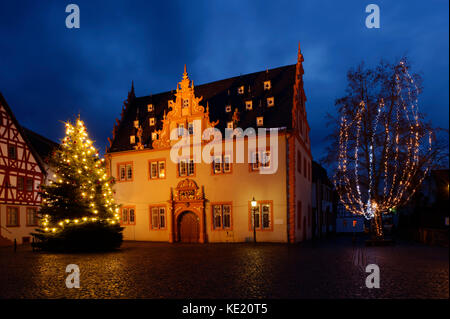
[
  {"left": 106, "top": 44, "right": 313, "bottom": 243},
  {"left": 0, "top": 93, "right": 56, "bottom": 245}
]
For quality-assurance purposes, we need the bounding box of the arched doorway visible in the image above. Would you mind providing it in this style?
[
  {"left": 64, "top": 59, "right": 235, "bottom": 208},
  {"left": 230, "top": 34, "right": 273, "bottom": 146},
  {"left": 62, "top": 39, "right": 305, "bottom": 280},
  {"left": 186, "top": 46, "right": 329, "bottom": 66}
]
[{"left": 178, "top": 211, "right": 199, "bottom": 243}]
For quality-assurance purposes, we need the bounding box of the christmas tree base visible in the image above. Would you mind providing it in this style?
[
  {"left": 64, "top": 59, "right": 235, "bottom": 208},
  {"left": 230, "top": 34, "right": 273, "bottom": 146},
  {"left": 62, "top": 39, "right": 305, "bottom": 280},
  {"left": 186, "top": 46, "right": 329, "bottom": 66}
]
[{"left": 33, "top": 222, "right": 123, "bottom": 252}]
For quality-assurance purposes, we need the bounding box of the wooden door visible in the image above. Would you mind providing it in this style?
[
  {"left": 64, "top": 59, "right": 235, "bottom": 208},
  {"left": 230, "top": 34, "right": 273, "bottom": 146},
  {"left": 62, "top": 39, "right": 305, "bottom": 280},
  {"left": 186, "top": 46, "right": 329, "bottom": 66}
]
[{"left": 179, "top": 212, "right": 199, "bottom": 243}]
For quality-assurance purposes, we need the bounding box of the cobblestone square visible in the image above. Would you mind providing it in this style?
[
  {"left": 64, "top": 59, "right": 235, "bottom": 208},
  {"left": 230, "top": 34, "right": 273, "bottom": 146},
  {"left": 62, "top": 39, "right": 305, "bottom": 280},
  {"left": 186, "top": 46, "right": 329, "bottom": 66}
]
[{"left": 0, "top": 237, "right": 448, "bottom": 299}]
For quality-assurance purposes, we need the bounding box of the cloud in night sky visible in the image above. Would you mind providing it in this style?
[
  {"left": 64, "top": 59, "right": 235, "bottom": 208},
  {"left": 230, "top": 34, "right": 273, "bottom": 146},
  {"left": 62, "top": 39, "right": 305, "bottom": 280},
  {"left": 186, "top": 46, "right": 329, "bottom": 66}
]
[{"left": 0, "top": 0, "right": 448, "bottom": 166}]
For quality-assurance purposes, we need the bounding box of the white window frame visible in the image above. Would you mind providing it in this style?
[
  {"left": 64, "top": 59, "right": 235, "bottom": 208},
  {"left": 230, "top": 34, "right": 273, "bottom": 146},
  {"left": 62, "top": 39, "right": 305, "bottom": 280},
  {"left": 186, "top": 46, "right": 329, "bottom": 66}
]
[
  {"left": 212, "top": 204, "right": 231, "bottom": 230},
  {"left": 178, "top": 159, "right": 194, "bottom": 177},
  {"left": 151, "top": 207, "right": 166, "bottom": 229},
  {"left": 150, "top": 160, "right": 166, "bottom": 179},
  {"left": 251, "top": 151, "right": 271, "bottom": 170}
]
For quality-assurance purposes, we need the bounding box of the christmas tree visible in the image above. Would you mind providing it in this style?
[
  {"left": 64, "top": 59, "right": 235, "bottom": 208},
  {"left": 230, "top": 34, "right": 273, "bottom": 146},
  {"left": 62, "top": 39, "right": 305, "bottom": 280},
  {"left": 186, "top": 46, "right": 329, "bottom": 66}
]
[{"left": 34, "top": 118, "right": 123, "bottom": 251}]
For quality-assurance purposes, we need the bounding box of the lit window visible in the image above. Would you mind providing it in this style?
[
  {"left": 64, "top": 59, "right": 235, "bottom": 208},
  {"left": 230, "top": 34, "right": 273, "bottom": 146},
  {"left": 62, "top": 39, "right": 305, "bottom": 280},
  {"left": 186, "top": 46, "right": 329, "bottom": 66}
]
[
  {"left": 134, "top": 120, "right": 139, "bottom": 128},
  {"left": 7, "top": 207, "right": 19, "bottom": 227},
  {"left": 213, "top": 156, "right": 222, "bottom": 174},
  {"left": 149, "top": 117, "right": 155, "bottom": 126},
  {"left": 225, "top": 105, "right": 231, "bottom": 112},
  {"left": 256, "top": 117, "right": 264, "bottom": 126},
  {"left": 149, "top": 160, "right": 166, "bottom": 179},
  {"left": 223, "top": 155, "right": 231, "bottom": 173},
  {"left": 212, "top": 204, "right": 232, "bottom": 230},
  {"left": 147, "top": 104, "right": 154, "bottom": 112},
  {"left": 130, "top": 208, "right": 135, "bottom": 224},
  {"left": 122, "top": 208, "right": 128, "bottom": 224},
  {"left": 183, "top": 99, "right": 189, "bottom": 108},
  {"left": 26, "top": 207, "right": 38, "bottom": 226},
  {"left": 262, "top": 204, "right": 270, "bottom": 229},
  {"left": 152, "top": 132, "right": 158, "bottom": 140},
  {"left": 119, "top": 166, "right": 126, "bottom": 181},
  {"left": 121, "top": 207, "right": 136, "bottom": 225},
  {"left": 249, "top": 201, "right": 272, "bottom": 230},
  {"left": 118, "top": 163, "right": 133, "bottom": 181},
  {"left": 245, "top": 100, "right": 253, "bottom": 110},
  {"left": 130, "top": 135, "right": 135, "bottom": 144},
  {"left": 227, "top": 122, "right": 234, "bottom": 129},
  {"left": 126, "top": 164, "right": 133, "bottom": 180},
  {"left": 267, "top": 97, "right": 274, "bottom": 107},
  {"left": 151, "top": 206, "right": 166, "bottom": 229},
  {"left": 264, "top": 81, "right": 271, "bottom": 90},
  {"left": 237, "top": 86, "right": 244, "bottom": 94},
  {"left": 212, "top": 155, "right": 232, "bottom": 174},
  {"left": 251, "top": 151, "right": 271, "bottom": 171},
  {"left": 178, "top": 159, "right": 195, "bottom": 177}
]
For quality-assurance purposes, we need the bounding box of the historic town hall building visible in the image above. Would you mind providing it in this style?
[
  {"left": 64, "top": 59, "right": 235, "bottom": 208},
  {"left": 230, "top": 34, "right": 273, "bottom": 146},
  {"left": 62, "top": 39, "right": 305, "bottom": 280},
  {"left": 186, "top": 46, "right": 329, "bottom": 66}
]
[{"left": 106, "top": 45, "right": 313, "bottom": 243}]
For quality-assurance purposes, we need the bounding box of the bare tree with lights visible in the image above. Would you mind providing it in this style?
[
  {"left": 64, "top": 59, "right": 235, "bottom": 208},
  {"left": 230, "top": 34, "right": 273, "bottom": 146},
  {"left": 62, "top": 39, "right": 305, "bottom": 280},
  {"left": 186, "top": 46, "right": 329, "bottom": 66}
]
[{"left": 324, "top": 58, "right": 441, "bottom": 239}]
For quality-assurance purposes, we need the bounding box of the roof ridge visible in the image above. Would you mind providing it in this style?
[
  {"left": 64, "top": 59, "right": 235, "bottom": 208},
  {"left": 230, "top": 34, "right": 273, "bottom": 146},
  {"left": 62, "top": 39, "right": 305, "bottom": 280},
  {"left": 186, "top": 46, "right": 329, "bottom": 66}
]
[{"left": 135, "top": 64, "right": 296, "bottom": 100}]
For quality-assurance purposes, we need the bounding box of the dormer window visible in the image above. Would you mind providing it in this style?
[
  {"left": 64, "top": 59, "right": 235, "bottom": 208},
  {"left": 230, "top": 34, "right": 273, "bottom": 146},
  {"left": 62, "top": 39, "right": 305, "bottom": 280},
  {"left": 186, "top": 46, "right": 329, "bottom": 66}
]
[
  {"left": 245, "top": 100, "right": 253, "bottom": 110},
  {"left": 238, "top": 86, "right": 244, "bottom": 95},
  {"left": 227, "top": 122, "right": 234, "bottom": 129},
  {"left": 256, "top": 117, "right": 264, "bottom": 126},
  {"left": 267, "top": 97, "right": 274, "bottom": 107},
  {"left": 147, "top": 104, "right": 154, "bottom": 112},
  {"left": 149, "top": 117, "right": 155, "bottom": 126},
  {"left": 183, "top": 99, "right": 189, "bottom": 108},
  {"left": 151, "top": 132, "right": 158, "bottom": 140},
  {"left": 264, "top": 81, "right": 271, "bottom": 90},
  {"left": 130, "top": 135, "right": 135, "bottom": 144},
  {"left": 134, "top": 120, "right": 139, "bottom": 128},
  {"left": 225, "top": 105, "right": 231, "bottom": 113}
]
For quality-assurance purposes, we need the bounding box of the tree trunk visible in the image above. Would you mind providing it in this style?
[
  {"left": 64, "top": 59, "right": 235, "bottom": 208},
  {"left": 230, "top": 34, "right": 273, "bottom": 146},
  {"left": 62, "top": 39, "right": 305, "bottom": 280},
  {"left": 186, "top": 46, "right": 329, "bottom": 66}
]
[{"left": 372, "top": 210, "right": 384, "bottom": 239}]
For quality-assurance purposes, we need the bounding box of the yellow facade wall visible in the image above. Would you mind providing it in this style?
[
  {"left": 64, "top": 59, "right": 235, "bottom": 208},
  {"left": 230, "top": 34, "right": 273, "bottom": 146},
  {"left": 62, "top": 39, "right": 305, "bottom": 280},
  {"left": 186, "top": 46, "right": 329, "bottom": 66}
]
[{"left": 108, "top": 134, "right": 289, "bottom": 243}]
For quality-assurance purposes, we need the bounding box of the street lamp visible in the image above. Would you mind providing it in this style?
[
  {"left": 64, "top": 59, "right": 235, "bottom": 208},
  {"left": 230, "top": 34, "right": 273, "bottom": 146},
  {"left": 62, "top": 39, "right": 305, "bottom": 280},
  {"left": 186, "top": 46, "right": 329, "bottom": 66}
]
[{"left": 251, "top": 197, "right": 257, "bottom": 243}]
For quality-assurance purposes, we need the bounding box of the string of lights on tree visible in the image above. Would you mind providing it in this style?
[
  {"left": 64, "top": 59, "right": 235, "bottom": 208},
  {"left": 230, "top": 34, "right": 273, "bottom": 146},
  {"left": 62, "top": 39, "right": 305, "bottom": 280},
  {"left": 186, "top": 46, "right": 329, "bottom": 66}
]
[
  {"left": 39, "top": 118, "right": 120, "bottom": 233},
  {"left": 334, "top": 60, "right": 432, "bottom": 235}
]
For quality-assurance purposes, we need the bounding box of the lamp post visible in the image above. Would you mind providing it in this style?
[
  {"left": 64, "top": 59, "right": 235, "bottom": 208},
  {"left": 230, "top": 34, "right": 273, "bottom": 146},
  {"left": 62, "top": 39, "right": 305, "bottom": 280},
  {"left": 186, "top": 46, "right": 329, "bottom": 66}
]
[{"left": 251, "top": 197, "right": 257, "bottom": 243}]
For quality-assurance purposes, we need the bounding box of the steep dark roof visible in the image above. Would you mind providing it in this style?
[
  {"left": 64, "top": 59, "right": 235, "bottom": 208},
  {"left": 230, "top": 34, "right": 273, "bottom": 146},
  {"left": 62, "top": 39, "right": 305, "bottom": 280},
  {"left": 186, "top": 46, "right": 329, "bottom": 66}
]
[
  {"left": 108, "top": 64, "right": 296, "bottom": 153},
  {"left": 0, "top": 92, "right": 48, "bottom": 174},
  {"left": 21, "top": 127, "right": 58, "bottom": 163}
]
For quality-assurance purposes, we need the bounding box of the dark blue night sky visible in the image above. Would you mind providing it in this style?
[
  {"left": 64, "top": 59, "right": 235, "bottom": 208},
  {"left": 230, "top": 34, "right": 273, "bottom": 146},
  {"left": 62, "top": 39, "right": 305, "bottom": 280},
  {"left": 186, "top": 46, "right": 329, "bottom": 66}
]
[{"left": 0, "top": 0, "right": 448, "bottom": 161}]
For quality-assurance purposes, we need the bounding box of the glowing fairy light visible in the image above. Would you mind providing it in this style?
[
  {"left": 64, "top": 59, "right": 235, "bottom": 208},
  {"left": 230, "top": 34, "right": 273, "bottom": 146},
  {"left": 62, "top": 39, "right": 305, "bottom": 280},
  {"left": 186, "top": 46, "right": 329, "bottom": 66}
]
[{"left": 333, "top": 60, "right": 432, "bottom": 237}]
